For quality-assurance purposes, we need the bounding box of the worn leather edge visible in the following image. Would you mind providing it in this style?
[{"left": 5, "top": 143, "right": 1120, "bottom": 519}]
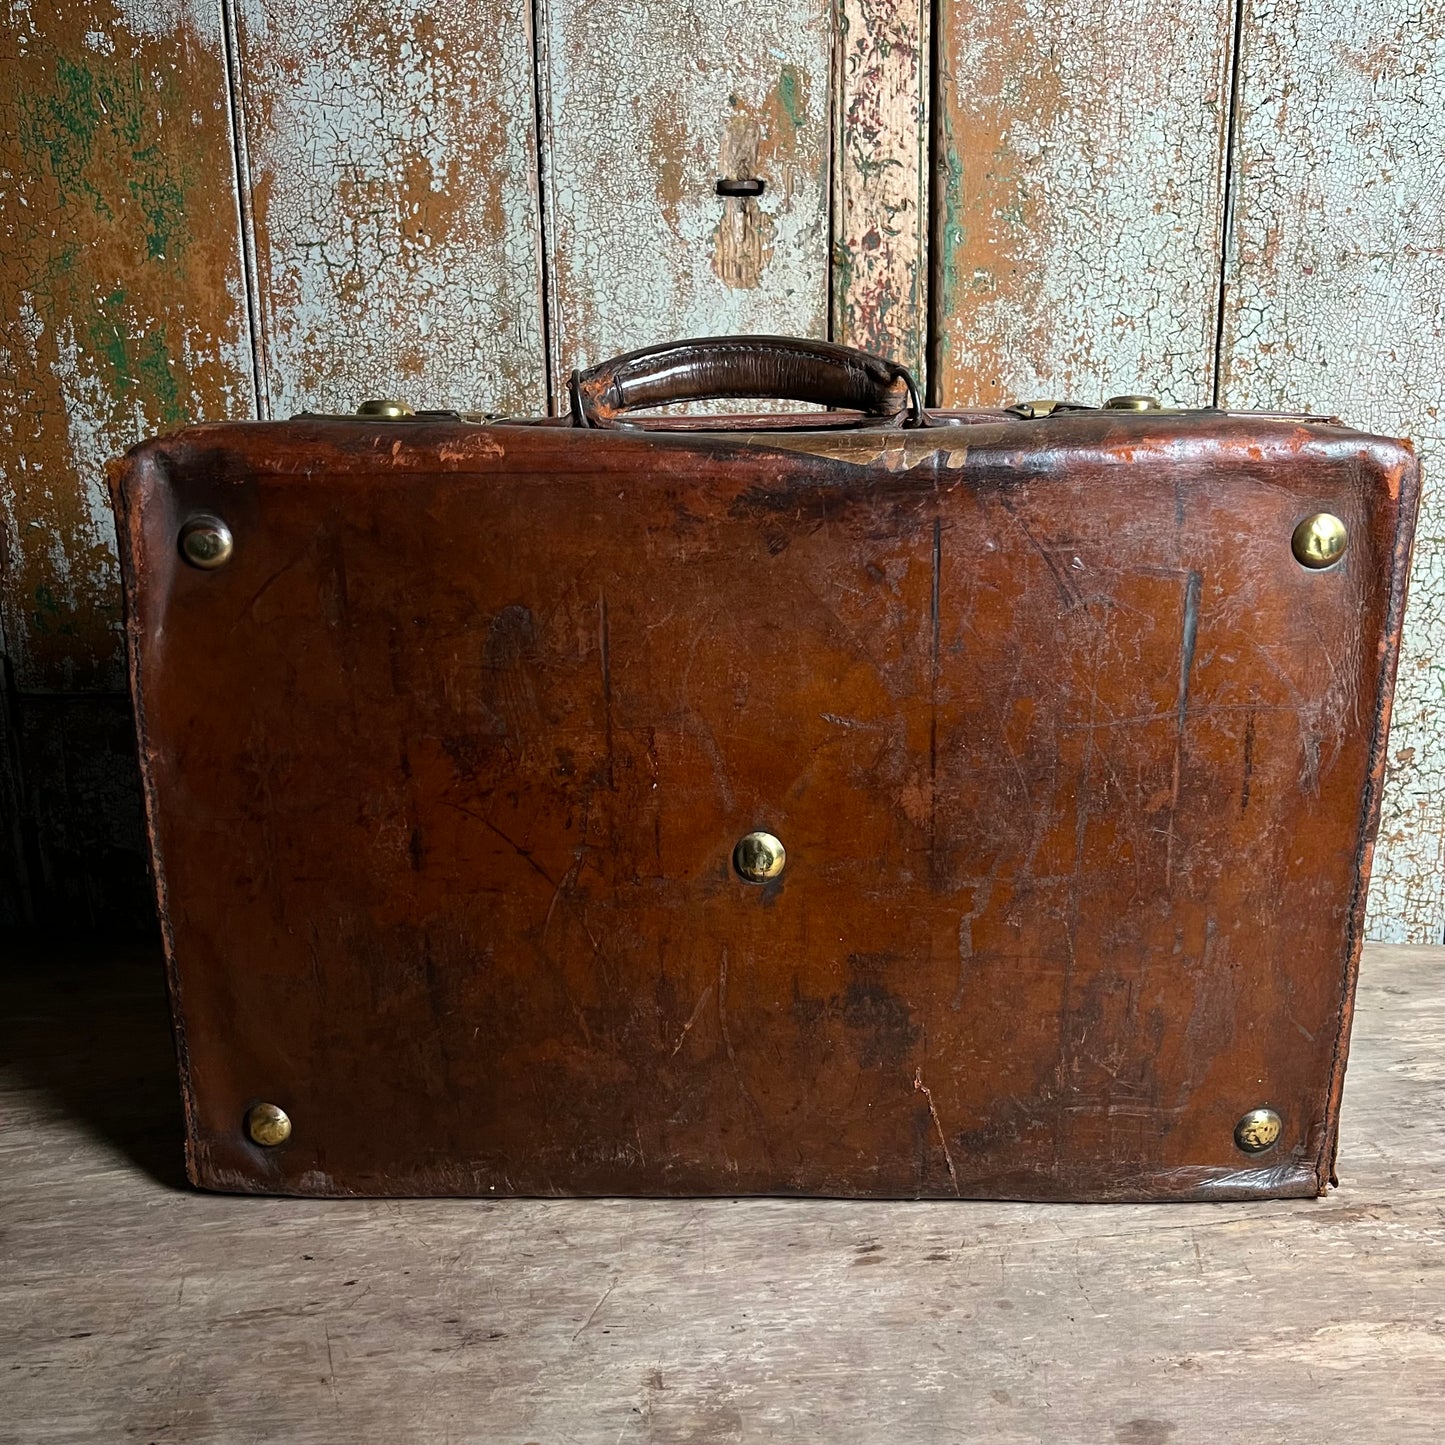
[
  {"left": 1317, "top": 441, "right": 1424, "bottom": 1192},
  {"left": 107, "top": 449, "right": 204, "bottom": 1190},
  {"left": 185, "top": 1156, "right": 1324, "bottom": 1202},
  {"left": 117, "top": 413, "right": 1414, "bottom": 484}
]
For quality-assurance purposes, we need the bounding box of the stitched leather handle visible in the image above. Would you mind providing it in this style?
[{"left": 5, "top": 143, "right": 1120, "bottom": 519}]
[{"left": 568, "top": 335, "right": 925, "bottom": 428}]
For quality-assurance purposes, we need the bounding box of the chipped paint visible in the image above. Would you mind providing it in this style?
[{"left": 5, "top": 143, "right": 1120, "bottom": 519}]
[
  {"left": 711, "top": 118, "right": 773, "bottom": 289},
  {"left": 0, "top": 0, "right": 253, "bottom": 690},
  {"left": 539, "top": 0, "right": 830, "bottom": 403},
  {"left": 833, "top": 0, "right": 929, "bottom": 378},
  {"left": 232, "top": 0, "right": 547, "bottom": 416},
  {"left": 935, "top": 0, "right": 1234, "bottom": 406},
  {"left": 1220, "top": 0, "right": 1445, "bottom": 942}
]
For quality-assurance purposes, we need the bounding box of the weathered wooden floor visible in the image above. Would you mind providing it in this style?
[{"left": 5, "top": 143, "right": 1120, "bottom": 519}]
[{"left": 2, "top": 942, "right": 1442, "bottom": 1443}]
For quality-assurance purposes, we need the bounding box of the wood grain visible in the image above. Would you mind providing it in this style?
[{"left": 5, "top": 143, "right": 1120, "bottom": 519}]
[
  {"left": 832, "top": 0, "right": 929, "bottom": 379},
  {"left": 2, "top": 943, "right": 1442, "bottom": 1441},
  {"left": 0, "top": 0, "right": 254, "bottom": 691},
  {"left": 933, "top": 0, "right": 1234, "bottom": 407},
  {"left": 1218, "top": 0, "right": 1445, "bottom": 944},
  {"left": 230, "top": 0, "right": 547, "bottom": 416},
  {"left": 538, "top": 0, "right": 832, "bottom": 400}
]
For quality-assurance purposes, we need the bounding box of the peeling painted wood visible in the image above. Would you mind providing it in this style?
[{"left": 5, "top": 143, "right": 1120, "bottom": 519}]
[
  {"left": 537, "top": 0, "right": 832, "bottom": 400},
  {"left": 0, "top": 0, "right": 255, "bottom": 691},
  {"left": 934, "top": 0, "right": 1234, "bottom": 406},
  {"left": 1219, "top": 0, "right": 1445, "bottom": 944},
  {"left": 230, "top": 0, "right": 547, "bottom": 417},
  {"left": 832, "top": 0, "right": 929, "bottom": 379}
]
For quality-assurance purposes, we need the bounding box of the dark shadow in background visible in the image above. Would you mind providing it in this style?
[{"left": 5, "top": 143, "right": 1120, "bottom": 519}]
[
  {"left": 1, "top": 679, "right": 159, "bottom": 937},
  {"left": 0, "top": 938, "right": 187, "bottom": 1189}
]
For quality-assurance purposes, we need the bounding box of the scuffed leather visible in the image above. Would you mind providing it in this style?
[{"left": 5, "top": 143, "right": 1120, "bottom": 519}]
[{"left": 108, "top": 405, "right": 1419, "bottom": 1201}]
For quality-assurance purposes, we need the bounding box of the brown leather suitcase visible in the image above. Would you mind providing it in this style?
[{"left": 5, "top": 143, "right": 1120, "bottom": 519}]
[{"left": 110, "top": 336, "right": 1419, "bottom": 1201}]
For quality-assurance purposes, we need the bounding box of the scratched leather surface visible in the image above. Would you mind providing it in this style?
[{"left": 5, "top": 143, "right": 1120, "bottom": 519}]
[{"left": 111, "top": 409, "right": 1418, "bottom": 1199}]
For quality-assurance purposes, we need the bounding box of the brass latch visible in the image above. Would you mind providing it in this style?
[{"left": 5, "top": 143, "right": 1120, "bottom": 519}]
[
  {"left": 1009, "top": 394, "right": 1172, "bottom": 418},
  {"left": 1006, "top": 399, "right": 1096, "bottom": 419},
  {"left": 288, "top": 402, "right": 502, "bottom": 422}
]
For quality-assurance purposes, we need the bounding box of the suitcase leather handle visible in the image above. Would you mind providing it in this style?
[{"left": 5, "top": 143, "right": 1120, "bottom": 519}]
[{"left": 568, "top": 335, "right": 925, "bottom": 428}]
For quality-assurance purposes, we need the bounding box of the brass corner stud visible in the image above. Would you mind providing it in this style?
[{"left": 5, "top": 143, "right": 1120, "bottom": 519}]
[
  {"left": 1291, "top": 512, "right": 1348, "bottom": 569},
  {"left": 178, "top": 516, "right": 233, "bottom": 570},
  {"left": 246, "top": 1102, "right": 292, "bottom": 1147},
  {"left": 1234, "top": 1108, "right": 1282, "bottom": 1154},
  {"left": 734, "top": 831, "right": 786, "bottom": 883}
]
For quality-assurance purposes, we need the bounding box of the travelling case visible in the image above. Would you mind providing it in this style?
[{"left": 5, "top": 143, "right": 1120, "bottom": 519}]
[{"left": 110, "top": 335, "right": 1420, "bottom": 1200}]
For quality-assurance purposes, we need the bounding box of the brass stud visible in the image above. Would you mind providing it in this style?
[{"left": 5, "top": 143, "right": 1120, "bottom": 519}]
[
  {"left": 1234, "top": 1107, "right": 1282, "bottom": 1154},
  {"left": 1291, "top": 512, "right": 1348, "bottom": 569},
  {"left": 1103, "top": 394, "right": 1161, "bottom": 410},
  {"left": 356, "top": 398, "right": 414, "bottom": 418},
  {"left": 246, "top": 1102, "right": 292, "bottom": 1147},
  {"left": 733, "top": 831, "right": 786, "bottom": 883},
  {"left": 1013, "top": 399, "right": 1063, "bottom": 418},
  {"left": 178, "top": 515, "right": 234, "bottom": 570}
]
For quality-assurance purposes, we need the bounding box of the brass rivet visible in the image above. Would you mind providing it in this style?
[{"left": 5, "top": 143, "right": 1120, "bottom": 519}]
[
  {"left": 356, "top": 398, "right": 414, "bottom": 418},
  {"left": 246, "top": 1102, "right": 292, "bottom": 1147},
  {"left": 1291, "top": 512, "right": 1348, "bottom": 569},
  {"left": 733, "top": 831, "right": 786, "bottom": 883},
  {"left": 178, "top": 515, "right": 233, "bottom": 570},
  {"left": 1103, "top": 394, "right": 1161, "bottom": 410},
  {"left": 1234, "top": 1107, "right": 1282, "bottom": 1154}
]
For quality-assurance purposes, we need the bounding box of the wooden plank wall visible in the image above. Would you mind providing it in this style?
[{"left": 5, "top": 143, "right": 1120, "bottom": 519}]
[
  {"left": 1, "top": 0, "right": 1441, "bottom": 940},
  {"left": 832, "top": 0, "right": 929, "bottom": 375},
  {"left": 1217, "top": 0, "right": 1445, "bottom": 943},
  {"left": 932, "top": 0, "right": 1235, "bottom": 407},
  {"left": 228, "top": 0, "right": 549, "bottom": 418},
  {"left": 0, "top": 0, "right": 254, "bottom": 930},
  {"left": 538, "top": 0, "right": 833, "bottom": 396},
  {"left": 0, "top": 0, "right": 254, "bottom": 692},
  {"left": 932, "top": 0, "right": 1445, "bottom": 940}
]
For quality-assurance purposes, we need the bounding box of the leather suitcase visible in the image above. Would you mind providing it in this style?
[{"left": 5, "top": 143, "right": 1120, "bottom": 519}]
[{"left": 110, "top": 335, "right": 1420, "bottom": 1201}]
